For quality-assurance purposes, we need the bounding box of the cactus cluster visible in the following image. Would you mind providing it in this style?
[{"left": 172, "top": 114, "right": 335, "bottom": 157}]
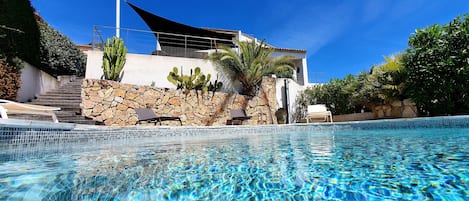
[
  {"left": 167, "top": 67, "right": 223, "bottom": 95},
  {"left": 207, "top": 75, "right": 223, "bottom": 93},
  {"left": 102, "top": 37, "right": 127, "bottom": 81}
]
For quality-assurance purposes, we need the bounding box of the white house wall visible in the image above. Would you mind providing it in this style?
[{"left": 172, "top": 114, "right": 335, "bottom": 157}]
[
  {"left": 85, "top": 51, "right": 221, "bottom": 88},
  {"left": 17, "top": 62, "right": 40, "bottom": 102},
  {"left": 86, "top": 51, "right": 308, "bottom": 121},
  {"left": 17, "top": 62, "right": 75, "bottom": 102},
  {"left": 271, "top": 51, "right": 308, "bottom": 86},
  {"left": 275, "top": 78, "right": 306, "bottom": 123}
]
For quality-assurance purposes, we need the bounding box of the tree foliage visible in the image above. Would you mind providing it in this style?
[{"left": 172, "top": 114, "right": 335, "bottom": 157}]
[
  {"left": 302, "top": 54, "right": 407, "bottom": 115},
  {"left": 0, "top": 0, "right": 40, "bottom": 66},
  {"left": 0, "top": 0, "right": 85, "bottom": 76},
  {"left": 208, "top": 40, "right": 295, "bottom": 96},
  {"left": 361, "top": 54, "right": 407, "bottom": 105},
  {"left": 404, "top": 14, "right": 469, "bottom": 115},
  {"left": 305, "top": 75, "right": 364, "bottom": 115},
  {"left": 37, "top": 20, "right": 86, "bottom": 76}
]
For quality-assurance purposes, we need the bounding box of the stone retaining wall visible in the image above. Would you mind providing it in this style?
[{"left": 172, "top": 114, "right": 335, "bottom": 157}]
[
  {"left": 333, "top": 112, "right": 375, "bottom": 122},
  {"left": 81, "top": 77, "right": 278, "bottom": 126},
  {"left": 372, "top": 99, "right": 417, "bottom": 119}
]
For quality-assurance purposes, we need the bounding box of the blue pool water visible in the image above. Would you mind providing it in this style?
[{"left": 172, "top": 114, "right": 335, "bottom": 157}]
[{"left": 0, "top": 127, "right": 468, "bottom": 200}]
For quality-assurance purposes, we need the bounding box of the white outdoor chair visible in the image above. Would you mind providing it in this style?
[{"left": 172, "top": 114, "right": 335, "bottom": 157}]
[
  {"left": 0, "top": 99, "right": 61, "bottom": 123},
  {"left": 306, "top": 104, "right": 333, "bottom": 123}
]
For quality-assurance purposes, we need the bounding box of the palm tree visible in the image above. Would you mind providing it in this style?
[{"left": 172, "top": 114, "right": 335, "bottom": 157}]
[{"left": 208, "top": 39, "right": 295, "bottom": 96}]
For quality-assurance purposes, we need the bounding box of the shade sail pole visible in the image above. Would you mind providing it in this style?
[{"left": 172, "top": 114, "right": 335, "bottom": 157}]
[{"left": 116, "top": 0, "right": 120, "bottom": 37}]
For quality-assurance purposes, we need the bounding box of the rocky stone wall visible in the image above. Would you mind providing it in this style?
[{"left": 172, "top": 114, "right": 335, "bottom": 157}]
[
  {"left": 81, "top": 77, "right": 278, "bottom": 126},
  {"left": 372, "top": 99, "right": 417, "bottom": 119},
  {"left": 333, "top": 112, "right": 375, "bottom": 122}
]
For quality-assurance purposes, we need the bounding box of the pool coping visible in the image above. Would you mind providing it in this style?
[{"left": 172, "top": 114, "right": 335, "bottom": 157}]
[
  {"left": 1, "top": 115, "right": 468, "bottom": 148},
  {"left": 76, "top": 115, "right": 469, "bottom": 130},
  {"left": 2, "top": 115, "right": 469, "bottom": 131}
]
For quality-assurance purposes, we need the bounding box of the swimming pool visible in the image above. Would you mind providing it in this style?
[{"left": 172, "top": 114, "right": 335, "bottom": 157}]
[{"left": 0, "top": 117, "right": 468, "bottom": 200}]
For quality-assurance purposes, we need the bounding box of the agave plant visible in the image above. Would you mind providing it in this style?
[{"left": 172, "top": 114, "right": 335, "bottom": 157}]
[{"left": 208, "top": 39, "right": 295, "bottom": 96}]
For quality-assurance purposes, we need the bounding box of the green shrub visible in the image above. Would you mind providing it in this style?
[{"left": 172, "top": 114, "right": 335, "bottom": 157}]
[
  {"left": 301, "top": 54, "right": 406, "bottom": 115},
  {"left": 404, "top": 14, "right": 469, "bottom": 115},
  {"left": 37, "top": 20, "right": 86, "bottom": 76},
  {"left": 102, "top": 37, "right": 127, "bottom": 81},
  {"left": 0, "top": 0, "right": 85, "bottom": 76},
  {"left": 305, "top": 75, "right": 364, "bottom": 115},
  {"left": 0, "top": 0, "right": 40, "bottom": 66},
  {"left": 359, "top": 54, "right": 407, "bottom": 106},
  {"left": 0, "top": 56, "right": 21, "bottom": 100}
]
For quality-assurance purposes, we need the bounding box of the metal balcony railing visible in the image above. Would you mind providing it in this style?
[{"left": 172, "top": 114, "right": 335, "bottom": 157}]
[{"left": 92, "top": 25, "right": 234, "bottom": 59}]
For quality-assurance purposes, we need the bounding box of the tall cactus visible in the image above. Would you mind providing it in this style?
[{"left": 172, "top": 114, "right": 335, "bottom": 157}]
[{"left": 102, "top": 37, "right": 127, "bottom": 81}]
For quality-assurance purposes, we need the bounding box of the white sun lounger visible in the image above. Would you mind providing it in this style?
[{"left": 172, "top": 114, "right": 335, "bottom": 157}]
[
  {"left": 306, "top": 104, "right": 333, "bottom": 123},
  {"left": 0, "top": 99, "right": 61, "bottom": 123}
]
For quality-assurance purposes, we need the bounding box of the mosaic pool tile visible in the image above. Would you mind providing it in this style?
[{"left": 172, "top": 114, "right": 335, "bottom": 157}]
[{"left": 0, "top": 116, "right": 468, "bottom": 200}]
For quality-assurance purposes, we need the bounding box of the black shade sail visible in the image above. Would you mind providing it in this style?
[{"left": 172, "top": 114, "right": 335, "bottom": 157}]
[{"left": 128, "top": 2, "right": 235, "bottom": 52}]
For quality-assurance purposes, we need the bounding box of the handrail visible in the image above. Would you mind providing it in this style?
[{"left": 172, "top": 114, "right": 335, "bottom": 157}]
[
  {"left": 92, "top": 25, "right": 236, "bottom": 58},
  {"left": 93, "top": 25, "right": 233, "bottom": 43}
]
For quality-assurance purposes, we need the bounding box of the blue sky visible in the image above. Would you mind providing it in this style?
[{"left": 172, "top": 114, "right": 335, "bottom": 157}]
[{"left": 31, "top": 0, "right": 468, "bottom": 83}]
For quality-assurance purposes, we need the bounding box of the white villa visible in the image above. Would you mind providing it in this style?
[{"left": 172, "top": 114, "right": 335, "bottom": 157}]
[{"left": 84, "top": 3, "right": 310, "bottom": 123}]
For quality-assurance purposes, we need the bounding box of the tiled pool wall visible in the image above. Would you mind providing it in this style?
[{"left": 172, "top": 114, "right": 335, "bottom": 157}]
[{"left": 1, "top": 116, "right": 468, "bottom": 149}]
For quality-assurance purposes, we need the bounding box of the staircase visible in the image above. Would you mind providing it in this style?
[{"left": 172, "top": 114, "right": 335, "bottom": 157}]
[{"left": 13, "top": 78, "right": 96, "bottom": 125}]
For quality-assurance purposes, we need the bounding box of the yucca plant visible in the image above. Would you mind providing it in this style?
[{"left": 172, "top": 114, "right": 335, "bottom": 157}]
[{"left": 102, "top": 37, "right": 127, "bottom": 81}]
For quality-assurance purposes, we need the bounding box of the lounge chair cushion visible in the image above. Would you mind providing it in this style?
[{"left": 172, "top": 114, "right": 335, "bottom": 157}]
[
  {"left": 227, "top": 109, "right": 251, "bottom": 125},
  {"left": 306, "top": 104, "right": 333, "bottom": 123},
  {"left": 135, "top": 108, "right": 182, "bottom": 126}
]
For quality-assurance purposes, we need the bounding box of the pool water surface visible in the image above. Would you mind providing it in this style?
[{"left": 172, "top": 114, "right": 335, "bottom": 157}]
[{"left": 0, "top": 127, "right": 468, "bottom": 200}]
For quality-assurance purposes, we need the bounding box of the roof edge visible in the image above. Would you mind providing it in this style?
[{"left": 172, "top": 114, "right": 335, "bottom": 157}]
[{"left": 273, "top": 47, "right": 307, "bottom": 53}]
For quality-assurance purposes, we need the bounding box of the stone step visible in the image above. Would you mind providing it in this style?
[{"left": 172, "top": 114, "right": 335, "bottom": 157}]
[
  {"left": 40, "top": 95, "right": 81, "bottom": 98},
  {"left": 56, "top": 109, "right": 81, "bottom": 113},
  {"left": 56, "top": 113, "right": 84, "bottom": 117},
  {"left": 48, "top": 90, "right": 82, "bottom": 93},
  {"left": 48, "top": 88, "right": 81, "bottom": 94},
  {"left": 32, "top": 100, "right": 82, "bottom": 104},
  {"left": 42, "top": 92, "right": 82, "bottom": 95},
  {"left": 36, "top": 96, "right": 81, "bottom": 99},
  {"left": 18, "top": 77, "right": 97, "bottom": 125},
  {"left": 30, "top": 102, "right": 81, "bottom": 107},
  {"left": 59, "top": 82, "right": 82, "bottom": 84},
  {"left": 54, "top": 85, "right": 82, "bottom": 88},
  {"left": 32, "top": 98, "right": 82, "bottom": 102},
  {"left": 50, "top": 86, "right": 82, "bottom": 89},
  {"left": 26, "top": 105, "right": 81, "bottom": 111}
]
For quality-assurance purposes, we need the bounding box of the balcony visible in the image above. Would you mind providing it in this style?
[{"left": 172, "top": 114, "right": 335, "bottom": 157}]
[{"left": 92, "top": 25, "right": 235, "bottom": 59}]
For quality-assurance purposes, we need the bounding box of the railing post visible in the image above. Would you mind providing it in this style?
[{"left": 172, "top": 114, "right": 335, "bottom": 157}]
[
  {"left": 92, "top": 25, "right": 95, "bottom": 50},
  {"left": 156, "top": 32, "right": 160, "bottom": 55},
  {"left": 184, "top": 36, "right": 187, "bottom": 57}
]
